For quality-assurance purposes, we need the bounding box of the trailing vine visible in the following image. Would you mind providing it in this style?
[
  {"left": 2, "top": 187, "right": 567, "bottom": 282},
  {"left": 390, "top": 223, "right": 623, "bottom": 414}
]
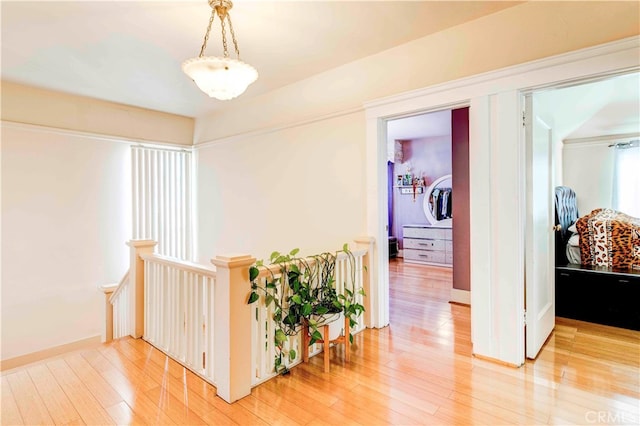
[{"left": 247, "top": 244, "right": 366, "bottom": 374}]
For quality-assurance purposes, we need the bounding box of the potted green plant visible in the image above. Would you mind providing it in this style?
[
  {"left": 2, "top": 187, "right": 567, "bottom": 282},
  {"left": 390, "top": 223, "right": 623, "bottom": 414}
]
[{"left": 247, "top": 244, "right": 365, "bottom": 374}]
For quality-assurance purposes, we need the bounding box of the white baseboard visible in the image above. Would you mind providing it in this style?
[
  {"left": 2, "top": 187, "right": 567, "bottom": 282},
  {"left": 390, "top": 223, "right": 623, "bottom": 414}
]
[
  {"left": 0, "top": 335, "right": 102, "bottom": 372},
  {"left": 450, "top": 288, "right": 471, "bottom": 305}
]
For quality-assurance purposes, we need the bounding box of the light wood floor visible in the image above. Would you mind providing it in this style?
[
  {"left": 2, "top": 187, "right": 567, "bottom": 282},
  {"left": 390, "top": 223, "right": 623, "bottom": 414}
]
[{"left": 2, "top": 259, "right": 639, "bottom": 425}]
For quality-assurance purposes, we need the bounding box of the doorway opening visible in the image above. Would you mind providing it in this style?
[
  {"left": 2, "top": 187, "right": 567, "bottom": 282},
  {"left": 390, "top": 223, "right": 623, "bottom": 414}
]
[
  {"left": 524, "top": 71, "right": 640, "bottom": 359},
  {"left": 384, "top": 107, "right": 471, "bottom": 326}
]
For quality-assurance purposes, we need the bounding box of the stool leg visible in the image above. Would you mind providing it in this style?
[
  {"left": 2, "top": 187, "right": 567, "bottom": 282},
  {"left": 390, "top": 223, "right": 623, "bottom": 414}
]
[
  {"left": 323, "top": 324, "right": 330, "bottom": 373},
  {"left": 344, "top": 316, "right": 350, "bottom": 363}
]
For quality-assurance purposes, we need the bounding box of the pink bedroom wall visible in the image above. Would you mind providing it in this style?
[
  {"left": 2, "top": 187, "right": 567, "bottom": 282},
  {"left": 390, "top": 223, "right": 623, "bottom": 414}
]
[
  {"left": 391, "top": 135, "right": 452, "bottom": 248},
  {"left": 452, "top": 107, "right": 470, "bottom": 292}
]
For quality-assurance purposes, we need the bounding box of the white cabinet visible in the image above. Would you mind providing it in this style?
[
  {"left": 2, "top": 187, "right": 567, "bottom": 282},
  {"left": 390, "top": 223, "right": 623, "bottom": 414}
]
[{"left": 402, "top": 225, "right": 453, "bottom": 267}]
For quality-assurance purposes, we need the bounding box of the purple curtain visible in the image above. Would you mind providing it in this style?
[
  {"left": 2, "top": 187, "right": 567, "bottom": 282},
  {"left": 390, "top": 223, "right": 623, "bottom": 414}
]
[{"left": 388, "top": 161, "right": 394, "bottom": 236}]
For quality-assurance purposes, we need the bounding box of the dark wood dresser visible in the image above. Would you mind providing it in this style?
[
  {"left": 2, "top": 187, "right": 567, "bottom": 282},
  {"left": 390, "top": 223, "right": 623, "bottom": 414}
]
[{"left": 555, "top": 264, "right": 640, "bottom": 331}]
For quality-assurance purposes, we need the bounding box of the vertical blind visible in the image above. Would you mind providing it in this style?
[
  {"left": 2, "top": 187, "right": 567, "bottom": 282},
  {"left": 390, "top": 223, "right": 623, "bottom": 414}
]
[{"left": 132, "top": 146, "right": 193, "bottom": 260}]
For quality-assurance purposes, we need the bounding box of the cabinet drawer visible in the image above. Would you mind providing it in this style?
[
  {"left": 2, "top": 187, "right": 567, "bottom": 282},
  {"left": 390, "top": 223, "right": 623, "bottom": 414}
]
[
  {"left": 403, "top": 226, "right": 453, "bottom": 240},
  {"left": 404, "top": 249, "right": 446, "bottom": 263},
  {"left": 404, "top": 238, "right": 445, "bottom": 251},
  {"left": 404, "top": 226, "right": 446, "bottom": 240}
]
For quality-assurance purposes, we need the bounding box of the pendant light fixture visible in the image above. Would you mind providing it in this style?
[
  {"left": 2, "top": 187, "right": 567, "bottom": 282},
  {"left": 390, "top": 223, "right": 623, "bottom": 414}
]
[{"left": 182, "top": 0, "right": 258, "bottom": 100}]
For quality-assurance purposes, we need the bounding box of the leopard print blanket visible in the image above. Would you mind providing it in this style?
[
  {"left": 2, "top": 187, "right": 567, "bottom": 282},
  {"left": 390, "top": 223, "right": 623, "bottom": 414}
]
[{"left": 576, "top": 208, "right": 640, "bottom": 269}]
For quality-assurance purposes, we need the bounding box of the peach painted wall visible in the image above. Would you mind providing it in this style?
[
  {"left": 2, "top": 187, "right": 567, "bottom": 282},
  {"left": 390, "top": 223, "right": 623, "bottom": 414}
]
[
  {"left": 2, "top": 82, "right": 194, "bottom": 146},
  {"left": 195, "top": 111, "right": 367, "bottom": 263},
  {"left": 1, "top": 84, "right": 192, "bottom": 362},
  {"left": 1, "top": 125, "right": 131, "bottom": 360}
]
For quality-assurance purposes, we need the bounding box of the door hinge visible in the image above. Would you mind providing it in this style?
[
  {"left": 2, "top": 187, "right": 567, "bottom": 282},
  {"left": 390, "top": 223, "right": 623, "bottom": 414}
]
[
  {"left": 523, "top": 309, "right": 527, "bottom": 326},
  {"left": 203, "top": 352, "right": 206, "bottom": 369},
  {"left": 522, "top": 111, "right": 526, "bottom": 127}
]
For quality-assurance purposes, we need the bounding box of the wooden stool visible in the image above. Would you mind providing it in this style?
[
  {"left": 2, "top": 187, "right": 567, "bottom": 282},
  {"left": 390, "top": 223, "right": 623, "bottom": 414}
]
[{"left": 302, "top": 315, "right": 350, "bottom": 373}]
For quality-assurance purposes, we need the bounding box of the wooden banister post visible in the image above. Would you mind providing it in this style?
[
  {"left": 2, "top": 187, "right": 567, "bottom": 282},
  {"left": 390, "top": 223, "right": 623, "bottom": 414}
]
[
  {"left": 210, "top": 254, "right": 256, "bottom": 404},
  {"left": 355, "top": 236, "right": 375, "bottom": 329},
  {"left": 127, "top": 240, "right": 157, "bottom": 338},
  {"left": 99, "top": 284, "right": 118, "bottom": 343}
]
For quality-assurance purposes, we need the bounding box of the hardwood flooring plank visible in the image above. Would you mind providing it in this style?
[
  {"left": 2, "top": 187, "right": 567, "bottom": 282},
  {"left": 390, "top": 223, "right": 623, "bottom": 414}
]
[
  {"left": 5, "top": 371, "right": 54, "bottom": 425},
  {"left": 236, "top": 394, "right": 303, "bottom": 426},
  {"left": 1, "top": 376, "right": 25, "bottom": 425},
  {"left": 46, "top": 359, "right": 116, "bottom": 425},
  {"left": 104, "top": 400, "right": 148, "bottom": 426},
  {"left": 199, "top": 398, "right": 268, "bottom": 426},
  {"left": 251, "top": 383, "right": 316, "bottom": 424},
  {"left": 258, "top": 378, "right": 362, "bottom": 425},
  {"left": 144, "top": 385, "right": 207, "bottom": 425},
  {"left": 26, "top": 364, "right": 81, "bottom": 425},
  {"left": 64, "top": 354, "right": 123, "bottom": 408}
]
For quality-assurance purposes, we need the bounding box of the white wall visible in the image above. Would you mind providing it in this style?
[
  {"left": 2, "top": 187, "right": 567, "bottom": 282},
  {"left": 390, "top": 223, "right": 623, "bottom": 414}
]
[
  {"left": 195, "top": 111, "right": 366, "bottom": 263},
  {"left": 1, "top": 125, "right": 131, "bottom": 360},
  {"left": 563, "top": 142, "right": 615, "bottom": 215}
]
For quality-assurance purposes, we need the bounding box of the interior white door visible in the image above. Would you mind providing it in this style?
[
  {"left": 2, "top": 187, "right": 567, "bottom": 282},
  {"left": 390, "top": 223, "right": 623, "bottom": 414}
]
[{"left": 524, "top": 94, "right": 556, "bottom": 359}]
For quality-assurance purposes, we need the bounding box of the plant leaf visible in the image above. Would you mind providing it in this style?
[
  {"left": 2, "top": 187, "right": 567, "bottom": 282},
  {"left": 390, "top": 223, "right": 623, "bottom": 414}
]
[
  {"left": 302, "top": 303, "right": 312, "bottom": 316},
  {"left": 343, "top": 243, "right": 349, "bottom": 252},
  {"left": 312, "top": 330, "right": 323, "bottom": 341},
  {"left": 289, "top": 349, "right": 296, "bottom": 361},
  {"left": 290, "top": 248, "right": 300, "bottom": 257},
  {"left": 275, "top": 329, "right": 287, "bottom": 345},
  {"left": 249, "top": 266, "right": 259, "bottom": 281},
  {"left": 315, "top": 306, "right": 328, "bottom": 315},
  {"left": 247, "top": 292, "right": 259, "bottom": 304}
]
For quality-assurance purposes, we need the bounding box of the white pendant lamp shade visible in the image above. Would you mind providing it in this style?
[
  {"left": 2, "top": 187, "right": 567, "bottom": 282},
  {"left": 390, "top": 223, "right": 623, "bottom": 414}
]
[
  {"left": 184, "top": 0, "right": 258, "bottom": 101},
  {"left": 182, "top": 56, "right": 258, "bottom": 100}
]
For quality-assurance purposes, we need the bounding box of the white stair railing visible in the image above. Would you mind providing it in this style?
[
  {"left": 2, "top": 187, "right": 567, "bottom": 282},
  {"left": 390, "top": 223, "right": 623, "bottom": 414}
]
[
  {"left": 100, "top": 238, "right": 372, "bottom": 404},
  {"left": 141, "top": 253, "right": 217, "bottom": 382},
  {"left": 100, "top": 271, "right": 129, "bottom": 342},
  {"left": 109, "top": 271, "right": 131, "bottom": 340}
]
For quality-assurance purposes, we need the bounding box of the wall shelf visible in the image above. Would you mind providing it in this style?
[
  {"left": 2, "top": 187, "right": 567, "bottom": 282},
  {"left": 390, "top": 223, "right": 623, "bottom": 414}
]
[{"left": 394, "top": 185, "right": 424, "bottom": 195}]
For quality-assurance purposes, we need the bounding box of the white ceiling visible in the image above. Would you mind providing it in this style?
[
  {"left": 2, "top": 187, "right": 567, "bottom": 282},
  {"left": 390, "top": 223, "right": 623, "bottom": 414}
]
[
  {"left": 536, "top": 72, "right": 640, "bottom": 142},
  {"left": 1, "top": 0, "right": 520, "bottom": 118}
]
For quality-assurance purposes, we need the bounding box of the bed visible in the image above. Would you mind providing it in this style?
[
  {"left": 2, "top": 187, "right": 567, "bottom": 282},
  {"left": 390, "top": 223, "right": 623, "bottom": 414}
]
[{"left": 554, "top": 186, "right": 640, "bottom": 330}]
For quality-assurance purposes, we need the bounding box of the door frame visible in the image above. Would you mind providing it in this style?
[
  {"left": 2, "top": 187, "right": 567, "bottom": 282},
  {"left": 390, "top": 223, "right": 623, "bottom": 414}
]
[{"left": 363, "top": 36, "right": 640, "bottom": 366}]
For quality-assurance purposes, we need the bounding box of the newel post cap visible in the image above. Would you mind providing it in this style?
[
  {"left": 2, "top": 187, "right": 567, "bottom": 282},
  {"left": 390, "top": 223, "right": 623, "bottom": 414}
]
[
  {"left": 354, "top": 236, "right": 376, "bottom": 245},
  {"left": 210, "top": 254, "right": 256, "bottom": 269},
  {"left": 126, "top": 239, "right": 158, "bottom": 248}
]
